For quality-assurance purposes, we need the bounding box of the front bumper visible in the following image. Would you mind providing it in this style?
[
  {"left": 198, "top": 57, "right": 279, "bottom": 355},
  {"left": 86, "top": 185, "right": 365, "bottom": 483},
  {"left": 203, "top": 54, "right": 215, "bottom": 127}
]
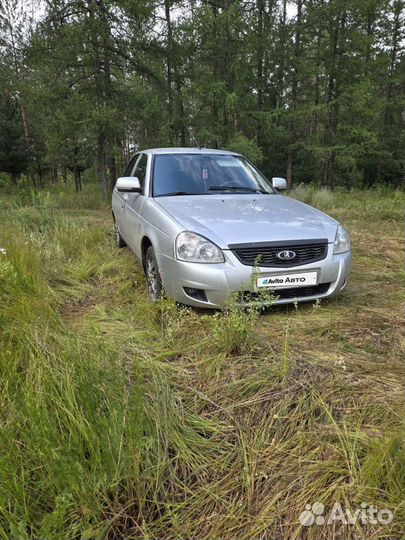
[{"left": 157, "top": 246, "right": 352, "bottom": 309}]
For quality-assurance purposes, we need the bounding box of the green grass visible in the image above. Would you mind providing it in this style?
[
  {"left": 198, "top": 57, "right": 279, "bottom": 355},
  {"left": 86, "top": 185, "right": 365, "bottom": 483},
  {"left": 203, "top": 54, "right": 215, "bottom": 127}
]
[{"left": 0, "top": 183, "right": 404, "bottom": 539}]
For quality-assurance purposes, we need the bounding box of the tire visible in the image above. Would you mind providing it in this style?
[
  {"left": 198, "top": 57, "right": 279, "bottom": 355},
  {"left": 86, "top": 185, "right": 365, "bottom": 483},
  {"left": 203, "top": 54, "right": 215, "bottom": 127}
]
[
  {"left": 145, "top": 245, "right": 163, "bottom": 302},
  {"left": 114, "top": 222, "right": 126, "bottom": 248}
]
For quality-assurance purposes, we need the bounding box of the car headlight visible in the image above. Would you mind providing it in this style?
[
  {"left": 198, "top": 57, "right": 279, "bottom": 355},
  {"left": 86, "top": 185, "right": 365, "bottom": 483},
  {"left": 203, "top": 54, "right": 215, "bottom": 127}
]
[
  {"left": 175, "top": 231, "right": 225, "bottom": 263},
  {"left": 333, "top": 225, "right": 351, "bottom": 254}
]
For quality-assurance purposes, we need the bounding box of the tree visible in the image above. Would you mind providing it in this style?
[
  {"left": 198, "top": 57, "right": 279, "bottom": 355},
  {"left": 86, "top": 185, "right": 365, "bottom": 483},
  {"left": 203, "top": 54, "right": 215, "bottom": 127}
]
[
  {"left": 0, "top": 0, "right": 403, "bottom": 189},
  {"left": 0, "top": 92, "right": 29, "bottom": 182}
]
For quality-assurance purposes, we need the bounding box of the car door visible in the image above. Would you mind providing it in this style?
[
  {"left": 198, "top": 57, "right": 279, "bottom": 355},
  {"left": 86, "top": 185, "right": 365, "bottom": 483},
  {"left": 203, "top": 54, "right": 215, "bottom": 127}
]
[
  {"left": 114, "top": 153, "right": 140, "bottom": 239},
  {"left": 122, "top": 153, "right": 148, "bottom": 258}
]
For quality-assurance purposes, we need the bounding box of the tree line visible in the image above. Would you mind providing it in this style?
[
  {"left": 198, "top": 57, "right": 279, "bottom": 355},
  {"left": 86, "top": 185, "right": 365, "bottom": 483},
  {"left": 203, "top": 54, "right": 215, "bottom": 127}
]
[{"left": 0, "top": 0, "right": 404, "bottom": 194}]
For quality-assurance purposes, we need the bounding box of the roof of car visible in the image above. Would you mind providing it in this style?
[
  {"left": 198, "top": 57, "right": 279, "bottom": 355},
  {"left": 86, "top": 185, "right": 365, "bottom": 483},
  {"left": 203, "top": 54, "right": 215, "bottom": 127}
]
[{"left": 142, "top": 147, "right": 241, "bottom": 156}]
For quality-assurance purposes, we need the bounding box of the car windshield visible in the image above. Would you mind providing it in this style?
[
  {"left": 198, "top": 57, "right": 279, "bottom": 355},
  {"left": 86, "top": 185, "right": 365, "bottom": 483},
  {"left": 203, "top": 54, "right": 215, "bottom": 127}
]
[{"left": 152, "top": 154, "right": 274, "bottom": 197}]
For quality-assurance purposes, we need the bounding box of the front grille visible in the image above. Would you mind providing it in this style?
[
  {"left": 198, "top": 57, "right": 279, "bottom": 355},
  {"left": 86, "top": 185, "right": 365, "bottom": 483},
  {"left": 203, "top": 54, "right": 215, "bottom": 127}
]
[
  {"left": 238, "top": 283, "right": 331, "bottom": 303},
  {"left": 229, "top": 239, "right": 328, "bottom": 267}
]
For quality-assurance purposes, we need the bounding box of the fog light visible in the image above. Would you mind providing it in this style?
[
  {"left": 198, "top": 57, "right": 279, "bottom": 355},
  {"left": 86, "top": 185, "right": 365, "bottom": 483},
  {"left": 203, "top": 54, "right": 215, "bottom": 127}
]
[{"left": 183, "top": 287, "right": 208, "bottom": 302}]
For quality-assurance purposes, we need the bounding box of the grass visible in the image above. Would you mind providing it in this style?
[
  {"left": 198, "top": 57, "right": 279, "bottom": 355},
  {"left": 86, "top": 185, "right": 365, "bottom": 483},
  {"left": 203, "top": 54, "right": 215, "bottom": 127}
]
[{"left": 0, "top": 182, "right": 404, "bottom": 539}]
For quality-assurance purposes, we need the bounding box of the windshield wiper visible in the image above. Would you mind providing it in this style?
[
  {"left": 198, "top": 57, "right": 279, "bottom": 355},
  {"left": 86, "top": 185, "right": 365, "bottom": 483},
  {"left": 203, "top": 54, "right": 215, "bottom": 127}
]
[
  {"left": 208, "top": 186, "right": 269, "bottom": 194},
  {"left": 155, "top": 191, "right": 195, "bottom": 197}
]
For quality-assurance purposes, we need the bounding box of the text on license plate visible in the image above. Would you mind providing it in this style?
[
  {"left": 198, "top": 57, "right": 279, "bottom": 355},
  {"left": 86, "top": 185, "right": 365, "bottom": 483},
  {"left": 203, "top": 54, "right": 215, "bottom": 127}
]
[{"left": 257, "top": 271, "right": 318, "bottom": 289}]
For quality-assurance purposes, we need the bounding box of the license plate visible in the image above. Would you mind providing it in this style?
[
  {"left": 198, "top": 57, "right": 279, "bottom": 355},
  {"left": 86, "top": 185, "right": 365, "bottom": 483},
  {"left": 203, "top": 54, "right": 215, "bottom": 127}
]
[{"left": 257, "top": 271, "right": 318, "bottom": 289}]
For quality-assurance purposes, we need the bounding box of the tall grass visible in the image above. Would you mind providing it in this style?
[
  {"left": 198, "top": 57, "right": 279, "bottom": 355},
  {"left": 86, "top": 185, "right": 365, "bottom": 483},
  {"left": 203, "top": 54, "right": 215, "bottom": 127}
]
[{"left": 0, "top": 187, "right": 404, "bottom": 539}]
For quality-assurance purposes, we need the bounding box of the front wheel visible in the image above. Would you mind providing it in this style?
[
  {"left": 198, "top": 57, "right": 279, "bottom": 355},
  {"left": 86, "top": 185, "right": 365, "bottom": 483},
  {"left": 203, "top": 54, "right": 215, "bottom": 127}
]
[{"left": 145, "top": 246, "right": 163, "bottom": 301}]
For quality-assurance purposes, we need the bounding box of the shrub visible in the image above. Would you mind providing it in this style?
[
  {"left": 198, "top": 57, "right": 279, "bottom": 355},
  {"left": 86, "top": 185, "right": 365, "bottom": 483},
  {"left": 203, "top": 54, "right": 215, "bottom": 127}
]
[{"left": 207, "top": 288, "right": 275, "bottom": 355}]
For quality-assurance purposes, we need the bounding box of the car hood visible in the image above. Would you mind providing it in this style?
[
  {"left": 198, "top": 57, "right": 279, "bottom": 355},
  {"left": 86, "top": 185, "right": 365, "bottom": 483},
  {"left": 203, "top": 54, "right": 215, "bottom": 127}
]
[{"left": 155, "top": 194, "right": 338, "bottom": 248}]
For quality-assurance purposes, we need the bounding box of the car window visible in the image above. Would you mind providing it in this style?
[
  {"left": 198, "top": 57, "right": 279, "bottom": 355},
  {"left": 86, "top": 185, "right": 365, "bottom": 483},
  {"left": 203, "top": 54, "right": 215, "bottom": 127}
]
[
  {"left": 133, "top": 154, "right": 148, "bottom": 194},
  {"left": 123, "top": 154, "right": 139, "bottom": 177},
  {"left": 152, "top": 154, "right": 274, "bottom": 197}
]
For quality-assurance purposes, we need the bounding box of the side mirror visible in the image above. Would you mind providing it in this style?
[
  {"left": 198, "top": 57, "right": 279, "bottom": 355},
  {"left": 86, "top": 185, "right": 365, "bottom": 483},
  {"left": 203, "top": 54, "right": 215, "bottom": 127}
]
[
  {"left": 272, "top": 177, "right": 288, "bottom": 190},
  {"left": 116, "top": 176, "right": 141, "bottom": 193}
]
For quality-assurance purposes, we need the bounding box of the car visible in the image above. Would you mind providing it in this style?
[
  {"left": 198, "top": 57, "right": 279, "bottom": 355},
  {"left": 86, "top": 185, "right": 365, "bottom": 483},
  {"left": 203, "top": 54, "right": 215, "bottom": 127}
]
[{"left": 112, "top": 148, "right": 351, "bottom": 308}]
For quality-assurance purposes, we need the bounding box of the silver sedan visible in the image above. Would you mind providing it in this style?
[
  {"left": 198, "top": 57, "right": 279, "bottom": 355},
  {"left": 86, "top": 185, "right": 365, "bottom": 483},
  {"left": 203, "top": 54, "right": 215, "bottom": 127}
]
[{"left": 112, "top": 148, "right": 351, "bottom": 308}]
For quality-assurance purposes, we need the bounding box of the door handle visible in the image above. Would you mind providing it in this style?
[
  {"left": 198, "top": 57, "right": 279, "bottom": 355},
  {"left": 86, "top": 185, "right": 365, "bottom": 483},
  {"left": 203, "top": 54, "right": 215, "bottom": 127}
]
[{"left": 122, "top": 194, "right": 129, "bottom": 201}]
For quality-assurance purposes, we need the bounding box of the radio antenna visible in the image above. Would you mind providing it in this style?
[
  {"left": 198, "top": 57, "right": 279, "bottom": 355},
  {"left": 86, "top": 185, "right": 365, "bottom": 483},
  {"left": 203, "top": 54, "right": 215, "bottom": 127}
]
[{"left": 191, "top": 133, "right": 204, "bottom": 149}]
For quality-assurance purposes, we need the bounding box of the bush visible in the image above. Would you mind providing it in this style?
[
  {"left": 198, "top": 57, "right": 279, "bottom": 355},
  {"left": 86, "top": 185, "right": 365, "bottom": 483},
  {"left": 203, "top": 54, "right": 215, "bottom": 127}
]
[
  {"left": 206, "top": 287, "right": 276, "bottom": 355},
  {"left": 0, "top": 172, "right": 11, "bottom": 190}
]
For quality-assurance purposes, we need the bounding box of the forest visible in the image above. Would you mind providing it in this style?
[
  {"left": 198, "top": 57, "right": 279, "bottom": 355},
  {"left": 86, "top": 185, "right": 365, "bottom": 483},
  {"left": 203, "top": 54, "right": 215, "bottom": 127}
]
[{"left": 0, "top": 0, "right": 404, "bottom": 195}]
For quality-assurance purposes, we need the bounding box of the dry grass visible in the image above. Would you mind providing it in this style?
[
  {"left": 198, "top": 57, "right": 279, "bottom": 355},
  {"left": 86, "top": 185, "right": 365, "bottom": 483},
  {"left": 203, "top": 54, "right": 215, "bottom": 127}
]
[{"left": 0, "top": 184, "right": 403, "bottom": 539}]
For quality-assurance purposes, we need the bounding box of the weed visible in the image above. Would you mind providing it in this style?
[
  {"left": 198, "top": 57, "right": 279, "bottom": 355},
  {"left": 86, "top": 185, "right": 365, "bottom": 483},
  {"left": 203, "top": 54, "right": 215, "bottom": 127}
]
[{"left": 208, "top": 296, "right": 260, "bottom": 355}]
